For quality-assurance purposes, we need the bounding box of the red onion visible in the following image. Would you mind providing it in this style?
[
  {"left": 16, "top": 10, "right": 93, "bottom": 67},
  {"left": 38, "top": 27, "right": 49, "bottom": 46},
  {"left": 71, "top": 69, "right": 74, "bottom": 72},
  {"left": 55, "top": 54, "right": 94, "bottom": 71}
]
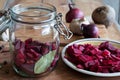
[
  {"left": 65, "top": 4, "right": 84, "bottom": 23},
  {"left": 82, "top": 24, "right": 99, "bottom": 38}
]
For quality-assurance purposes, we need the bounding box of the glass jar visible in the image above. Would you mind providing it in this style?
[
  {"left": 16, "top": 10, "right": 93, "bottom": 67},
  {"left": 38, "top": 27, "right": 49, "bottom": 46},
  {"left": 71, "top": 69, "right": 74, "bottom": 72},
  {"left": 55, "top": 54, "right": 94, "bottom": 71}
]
[
  {"left": 0, "top": 2, "right": 72, "bottom": 77},
  {"left": 0, "top": 10, "right": 11, "bottom": 68}
]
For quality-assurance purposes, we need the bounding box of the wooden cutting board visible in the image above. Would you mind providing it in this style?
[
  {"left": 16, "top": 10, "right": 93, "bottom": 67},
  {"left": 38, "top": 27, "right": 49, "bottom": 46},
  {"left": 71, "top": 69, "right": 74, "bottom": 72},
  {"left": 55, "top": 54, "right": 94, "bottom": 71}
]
[{"left": 0, "top": 0, "right": 9, "bottom": 10}]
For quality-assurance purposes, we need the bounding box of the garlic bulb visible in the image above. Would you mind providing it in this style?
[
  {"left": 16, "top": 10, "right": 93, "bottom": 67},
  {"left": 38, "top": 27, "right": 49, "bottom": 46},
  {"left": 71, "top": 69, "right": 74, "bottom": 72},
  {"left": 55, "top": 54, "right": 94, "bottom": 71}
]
[{"left": 69, "top": 18, "right": 90, "bottom": 35}]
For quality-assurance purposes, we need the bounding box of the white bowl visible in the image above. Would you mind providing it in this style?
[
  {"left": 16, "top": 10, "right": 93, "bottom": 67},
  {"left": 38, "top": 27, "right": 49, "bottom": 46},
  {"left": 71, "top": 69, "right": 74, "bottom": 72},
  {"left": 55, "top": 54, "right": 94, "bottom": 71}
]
[{"left": 61, "top": 38, "right": 120, "bottom": 77}]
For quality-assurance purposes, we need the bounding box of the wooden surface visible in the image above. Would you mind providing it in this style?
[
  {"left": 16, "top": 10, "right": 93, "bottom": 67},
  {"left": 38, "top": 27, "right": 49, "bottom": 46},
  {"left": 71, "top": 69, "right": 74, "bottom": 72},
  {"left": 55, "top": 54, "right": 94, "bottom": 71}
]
[{"left": 0, "top": 0, "right": 120, "bottom": 80}]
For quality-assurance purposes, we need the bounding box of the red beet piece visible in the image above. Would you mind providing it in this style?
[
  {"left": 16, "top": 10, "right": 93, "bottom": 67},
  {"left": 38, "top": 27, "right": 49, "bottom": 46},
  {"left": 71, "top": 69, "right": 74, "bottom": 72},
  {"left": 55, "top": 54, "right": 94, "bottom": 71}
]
[
  {"left": 32, "top": 40, "right": 41, "bottom": 46},
  {"left": 90, "top": 48, "right": 101, "bottom": 55},
  {"left": 14, "top": 39, "right": 25, "bottom": 51},
  {"left": 26, "top": 52, "right": 34, "bottom": 60},
  {"left": 89, "top": 65, "right": 98, "bottom": 72},
  {"left": 30, "top": 49, "right": 40, "bottom": 58},
  {"left": 26, "top": 49, "right": 41, "bottom": 62},
  {"left": 15, "top": 50, "right": 26, "bottom": 66},
  {"left": 100, "top": 66, "right": 110, "bottom": 73},
  {"left": 73, "top": 44, "right": 79, "bottom": 49},
  {"left": 30, "top": 49, "right": 41, "bottom": 61},
  {"left": 73, "top": 44, "right": 85, "bottom": 52},
  {"left": 66, "top": 45, "right": 74, "bottom": 56},
  {"left": 20, "top": 63, "right": 35, "bottom": 75},
  {"left": 27, "top": 45, "right": 42, "bottom": 54},
  {"left": 67, "top": 45, "right": 83, "bottom": 58},
  {"left": 26, "top": 59, "right": 35, "bottom": 64},
  {"left": 102, "top": 49, "right": 111, "bottom": 57},
  {"left": 78, "top": 45, "right": 85, "bottom": 52},
  {"left": 45, "top": 42, "right": 58, "bottom": 51},
  {"left": 24, "top": 38, "right": 50, "bottom": 55},
  {"left": 77, "top": 64, "right": 84, "bottom": 69},
  {"left": 83, "top": 44, "right": 97, "bottom": 55},
  {"left": 15, "top": 58, "right": 25, "bottom": 67},
  {"left": 97, "top": 66, "right": 111, "bottom": 73},
  {"left": 65, "top": 56, "right": 80, "bottom": 65},
  {"left": 73, "top": 48, "right": 82, "bottom": 56},
  {"left": 111, "top": 54, "right": 120, "bottom": 60},
  {"left": 31, "top": 41, "right": 50, "bottom": 55},
  {"left": 40, "top": 45, "right": 50, "bottom": 55},
  {"left": 25, "top": 38, "right": 32, "bottom": 45},
  {"left": 52, "top": 42, "right": 57, "bottom": 50},
  {"left": 99, "top": 41, "right": 116, "bottom": 52},
  {"left": 78, "top": 55, "right": 88, "bottom": 63},
  {"left": 16, "top": 50, "right": 26, "bottom": 60}
]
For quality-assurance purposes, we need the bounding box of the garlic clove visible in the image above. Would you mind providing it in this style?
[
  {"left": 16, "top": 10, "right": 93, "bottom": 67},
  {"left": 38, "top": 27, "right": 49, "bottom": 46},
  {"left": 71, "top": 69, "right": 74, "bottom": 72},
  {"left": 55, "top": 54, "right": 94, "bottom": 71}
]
[
  {"left": 69, "top": 18, "right": 90, "bottom": 35},
  {"left": 1, "top": 29, "right": 15, "bottom": 42}
]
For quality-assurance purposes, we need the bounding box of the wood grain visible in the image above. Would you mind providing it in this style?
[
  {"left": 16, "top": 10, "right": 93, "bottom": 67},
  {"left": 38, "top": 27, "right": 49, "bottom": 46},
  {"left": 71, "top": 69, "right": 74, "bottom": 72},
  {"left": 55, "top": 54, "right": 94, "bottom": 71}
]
[{"left": 0, "top": 0, "right": 120, "bottom": 80}]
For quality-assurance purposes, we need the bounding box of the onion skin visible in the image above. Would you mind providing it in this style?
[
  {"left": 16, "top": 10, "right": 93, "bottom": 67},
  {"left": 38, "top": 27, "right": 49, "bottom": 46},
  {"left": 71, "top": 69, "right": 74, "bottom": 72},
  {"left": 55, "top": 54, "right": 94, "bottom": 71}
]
[
  {"left": 66, "top": 4, "right": 84, "bottom": 23},
  {"left": 82, "top": 24, "right": 99, "bottom": 38}
]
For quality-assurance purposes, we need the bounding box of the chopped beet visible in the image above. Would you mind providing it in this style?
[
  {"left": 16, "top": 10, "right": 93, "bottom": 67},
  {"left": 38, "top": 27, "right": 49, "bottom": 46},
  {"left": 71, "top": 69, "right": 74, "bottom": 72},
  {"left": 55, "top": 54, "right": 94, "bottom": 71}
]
[
  {"left": 14, "top": 39, "right": 25, "bottom": 51},
  {"left": 32, "top": 40, "right": 42, "bottom": 46},
  {"left": 77, "top": 64, "right": 84, "bottom": 69},
  {"left": 102, "top": 49, "right": 111, "bottom": 57},
  {"left": 20, "top": 63, "right": 35, "bottom": 75},
  {"left": 26, "top": 52, "right": 33, "bottom": 59},
  {"left": 78, "top": 45, "right": 85, "bottom": 52},
  {"left": 15, "top": 50, "right": 26, "bottom": 66},
  {"left": 78, "top": 55, "right": 88, "bottom": 63},
  {"left": 52, "top": 42, "right": 57, "bottom": 50},
  {"left": 25, "top": 38, "right": 32, "bottom": 45},
  {"left": 65, "top": 41, "right": 120, "bottom": 73},
  {"left": 73, "top": 44, "right": 79, "bottom": 49},
  {"left": 73, "top": 48, "right": 82, "bottom": 55},
  {"left": 99, "top": 41, "right": 116, "bottom": 52},
  {"left": 85, "top": 59, "right": 99, "bottom": 68},
  {"left": 40, "top": 45, "right": 50, "bottom": 55},
  {"left": 26, "top": 59, "right": 35, "bottom": 64},
  {"left": 111, "top": 54, "right": 120, "bottom": 60},
  {"left": 30, "top": 49, "right": 40, "bottom": 58}
]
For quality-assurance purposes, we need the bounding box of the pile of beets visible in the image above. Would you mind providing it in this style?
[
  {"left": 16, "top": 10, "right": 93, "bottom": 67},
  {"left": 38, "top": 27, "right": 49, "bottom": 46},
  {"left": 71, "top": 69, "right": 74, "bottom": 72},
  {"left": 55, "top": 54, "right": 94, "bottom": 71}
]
[
  {"left": 14, "top": 38, "right": 57, "bottom": 75},
  {"left": 66, "top": 41, "right": 120, "bottom": 73}
]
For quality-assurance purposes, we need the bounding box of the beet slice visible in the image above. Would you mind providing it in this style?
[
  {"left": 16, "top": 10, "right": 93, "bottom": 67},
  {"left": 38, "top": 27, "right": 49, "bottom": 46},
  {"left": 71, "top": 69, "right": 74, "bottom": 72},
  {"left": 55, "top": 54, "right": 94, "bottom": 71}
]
[
  {"left": 40, "top": 45, "right": 50, "bottom": 55},
  {"left": 14, "top": 39, "right": 25, "bottom": 51},
  {"left": 15, "top": 50, "right": 26, "bottom": 66},
  {"left": 99, "top": 41, "right": 116, "bottom": 52}
]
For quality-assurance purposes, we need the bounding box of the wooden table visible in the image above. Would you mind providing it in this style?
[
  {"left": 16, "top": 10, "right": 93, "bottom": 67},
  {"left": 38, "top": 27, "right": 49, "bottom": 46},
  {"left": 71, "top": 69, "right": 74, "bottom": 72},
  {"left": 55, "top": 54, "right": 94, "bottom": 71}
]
[{"left": 0, "top": 0, "right": 120, "bottom": 80}]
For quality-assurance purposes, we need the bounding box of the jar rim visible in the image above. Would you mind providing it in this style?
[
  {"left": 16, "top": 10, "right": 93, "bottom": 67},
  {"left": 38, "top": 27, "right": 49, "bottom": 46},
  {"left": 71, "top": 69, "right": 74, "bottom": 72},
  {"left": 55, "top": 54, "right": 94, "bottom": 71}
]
[{"left": 10, "top": 2, "right": 57, "bottom": 24}]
